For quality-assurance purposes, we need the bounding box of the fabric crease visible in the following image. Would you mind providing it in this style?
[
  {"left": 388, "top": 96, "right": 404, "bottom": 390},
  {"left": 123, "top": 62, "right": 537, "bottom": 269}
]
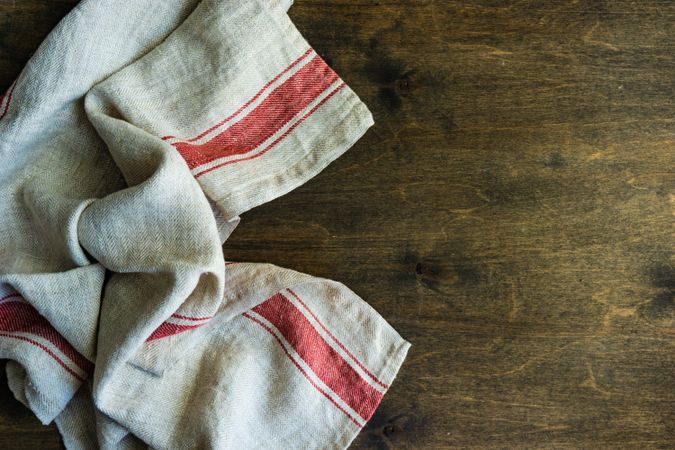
[{"left": 0, "top": 0, "right": 410, "bottom": 448}]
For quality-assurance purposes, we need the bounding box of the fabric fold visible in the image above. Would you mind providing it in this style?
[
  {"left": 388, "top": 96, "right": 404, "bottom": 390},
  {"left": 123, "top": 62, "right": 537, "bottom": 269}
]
[
  {"left": 95, "top": 263, "right": 410, "bottom": 449},
  {"left": 0, "top": 0, "right": 409, "bottom": 448}
]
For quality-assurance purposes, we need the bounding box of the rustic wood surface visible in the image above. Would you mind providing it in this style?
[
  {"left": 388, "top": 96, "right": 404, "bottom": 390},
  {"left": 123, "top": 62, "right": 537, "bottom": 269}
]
[{"left": 1, "top": 1, "right": 673, "bottom": 448}]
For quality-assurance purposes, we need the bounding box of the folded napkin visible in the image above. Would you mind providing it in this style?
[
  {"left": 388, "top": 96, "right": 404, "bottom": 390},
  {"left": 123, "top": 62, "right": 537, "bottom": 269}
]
[{"left": 0, "top": 0, "right": 410, "bottom": 448}]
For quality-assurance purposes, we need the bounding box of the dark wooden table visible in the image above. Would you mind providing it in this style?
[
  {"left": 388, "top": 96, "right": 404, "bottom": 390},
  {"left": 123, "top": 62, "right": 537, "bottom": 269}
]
[{"left": 1, "top": 1, "right": 673, "bottom": 448}]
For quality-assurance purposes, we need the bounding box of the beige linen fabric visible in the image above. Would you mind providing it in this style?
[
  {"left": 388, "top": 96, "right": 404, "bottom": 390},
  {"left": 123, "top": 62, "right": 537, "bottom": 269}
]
[{"left": 0, "top": 0, "right": 410, "bottom": 448}]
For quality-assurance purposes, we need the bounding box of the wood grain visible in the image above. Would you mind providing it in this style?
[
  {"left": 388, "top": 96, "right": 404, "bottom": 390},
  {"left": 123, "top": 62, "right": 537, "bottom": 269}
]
[{"left": 1, "top": 1, "right": 673, "bottom": 448}]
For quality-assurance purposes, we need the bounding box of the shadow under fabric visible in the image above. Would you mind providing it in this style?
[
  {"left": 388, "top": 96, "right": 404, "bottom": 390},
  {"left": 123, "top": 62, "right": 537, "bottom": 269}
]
[{"left": 0, "top": 0, "right": 410, "bottom": 448}]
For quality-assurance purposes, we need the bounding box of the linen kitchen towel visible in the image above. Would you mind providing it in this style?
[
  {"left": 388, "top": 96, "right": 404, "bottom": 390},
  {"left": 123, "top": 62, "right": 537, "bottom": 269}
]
[{"left": 0, "top": 0, "right": 410, "bottom": 448}]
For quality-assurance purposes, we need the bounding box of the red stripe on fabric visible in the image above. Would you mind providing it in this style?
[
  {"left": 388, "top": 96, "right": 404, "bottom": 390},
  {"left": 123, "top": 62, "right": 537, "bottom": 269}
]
[
  {"left": 146, "top": 321, "right": 205, "bottom": 342},
  {"left": 171, "top": 313, "right": 213, "bottom": 321},
  {"left": 194, "top": 83, "right": 346, "bottom": 178},
  {"left": 175, "top": 55, "right": 339, "bottom": 170},
  {"left": 0, "top": 293, "right": 22, "bottom": 303},
  {"left": 252, "top": 293, "right": 383, "bottom": 421},
  {"left": 162, "top": 48, "right": 314, "bottom": 142},
  {"left": 286, "top": 289, "right": 389, "bottom": 389},
  {"left": 242, "top": 312, "right": 361, "bottom": 427},
  {"left": 0, "top": 333, "right": 85, "bottom": 381},
  {"left": 0, "top": 301, "right": 93, "bottom": 375},
  {"left": 0, "top": 81, "right": 16, "bottom": 121}
]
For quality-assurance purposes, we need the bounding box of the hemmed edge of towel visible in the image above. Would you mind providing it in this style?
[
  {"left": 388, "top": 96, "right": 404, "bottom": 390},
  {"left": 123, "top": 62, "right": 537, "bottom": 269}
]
[
  {"left": 338, "top": 339, "right": 410, "bottom": 449},
  {"left": 195, "top": 70, "right": 375, "bottom": 222}
]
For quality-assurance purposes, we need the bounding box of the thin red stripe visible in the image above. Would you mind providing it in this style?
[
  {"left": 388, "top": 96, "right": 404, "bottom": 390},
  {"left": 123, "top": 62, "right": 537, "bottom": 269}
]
[
  {"left": 146, "top": 321, "right": 204, "bottom": 341},
  {"left": 0, "top": 293, "right": 21, "bottom": 303},
  {"left": 162, "top": 48, "right": 313, "bottom": 142},
  {"left": 0, "top": 332, "right": 85, "bottom": 381},
  {"left": 0, "top": 301, "right": 93, "bottom": 374},
  {"left": 0, "top": 92, "right": 6, "bottom": 117},
  {"left": 171, "top": 313, "right": 213, "bottom": 321},
  {"left": 0, "top": 81, "right": 16, "bottom": 121},
  {"left": 286, "top": 289, "right": 389, "bottom": 389},
  {"left": 194, "top": 83, "right": 346, "bottom": 178},
  {"left": 243, "top": 312, "right": 361, "bottom": 427},
  {"left": 175, "top": 55, "right": 339, "bottom": 169},
  {"left": 252, "top": 293, "right": 382, "bottom": 421}
]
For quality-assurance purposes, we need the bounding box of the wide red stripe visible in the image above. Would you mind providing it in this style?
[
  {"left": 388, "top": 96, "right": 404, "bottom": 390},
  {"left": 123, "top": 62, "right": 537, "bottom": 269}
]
[
  {"left": 162, "top": 48, "right": 314, "bottom": 142},
  {"left": 286, "top": 289, "right": 389, "bottom": 389},
  {"left": 0, "top": 301, "right": 93, "bottom": 374},
  {"left": 0, "top": 333, "right": 85, "bottom": 382},
  {"left": 146, "top": 321, "right": 204, "bottom": 341},
  {"left": 252, "top": 293, "right": 383, "bottom": 421},
  {"left": 242, "top": 312, "right": 362, "bottom": 427},
  {"left": 194, "top": 83, "right": 346, "bottom": 178},
  {"left": 175, "top": 55, "right": 339, "bottom": 169}
]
